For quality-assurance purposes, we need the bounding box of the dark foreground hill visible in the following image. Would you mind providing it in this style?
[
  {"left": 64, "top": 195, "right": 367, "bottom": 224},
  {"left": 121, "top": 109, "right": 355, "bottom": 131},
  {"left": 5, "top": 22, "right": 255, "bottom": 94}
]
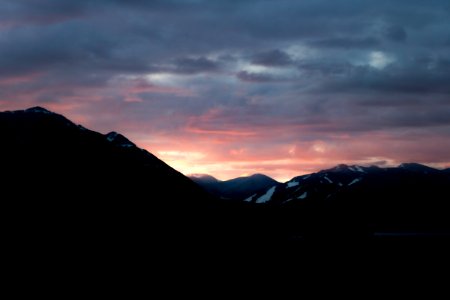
[
  {"left": 190, "top": 173, "right": 279, "bottom": 200},
  {"left": 1, "top": 107, "right": 235, "bottom": 265}
]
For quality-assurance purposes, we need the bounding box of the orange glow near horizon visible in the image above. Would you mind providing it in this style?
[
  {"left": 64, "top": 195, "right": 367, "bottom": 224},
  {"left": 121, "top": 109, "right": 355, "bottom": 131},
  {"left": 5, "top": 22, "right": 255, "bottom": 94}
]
[
  {"left": 2, "top": 80, "right": 450, "bottom": 183},
  {"left": 1, "top": 101, "right": 450, "bottom": 182},
  {"left": 135, "top": 136, "right": 450, "bottom": 182}
]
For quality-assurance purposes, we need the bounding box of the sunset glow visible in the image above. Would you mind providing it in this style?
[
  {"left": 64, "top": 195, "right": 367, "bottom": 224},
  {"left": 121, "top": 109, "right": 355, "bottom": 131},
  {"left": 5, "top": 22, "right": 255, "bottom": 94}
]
[{"left": 1, "top": 1, "right": 450, "bottom": 181}]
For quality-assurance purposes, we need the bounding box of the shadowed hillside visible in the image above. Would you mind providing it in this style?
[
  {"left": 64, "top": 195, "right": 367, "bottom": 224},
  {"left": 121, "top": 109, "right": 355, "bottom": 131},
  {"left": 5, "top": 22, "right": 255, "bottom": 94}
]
[{"left": 190, "top": 173, "right": 279, "bottom": 200}]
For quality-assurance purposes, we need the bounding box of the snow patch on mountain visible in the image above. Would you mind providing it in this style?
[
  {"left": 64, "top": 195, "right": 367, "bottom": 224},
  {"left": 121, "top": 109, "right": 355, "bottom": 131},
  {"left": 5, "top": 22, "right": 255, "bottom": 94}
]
[
  {"left": 297, "top": 192, "right": 308, "bottom": 199},
  {"left": 256, "top": 186, "right": 276, "bottom": 204},
  {"left": 106, "top": 132, "right": 118, "bottom": 142},
  {"left": 106, "top": 131, "right": 135, "bottom": 148},
  {"left": 354, "top": 166, "right": 365, "bottom": 173},
  {"left": 244, "top": 194, "right": 256, "bottom": 202},
  {"left": 25, "top": 107, "right": 53, "bottom": 114},
  {"left": 287, "top": 180, "right": 299, "bottom": 188},
  {"left": 348, "top": 178, "right": 362, "bottom": 186}
]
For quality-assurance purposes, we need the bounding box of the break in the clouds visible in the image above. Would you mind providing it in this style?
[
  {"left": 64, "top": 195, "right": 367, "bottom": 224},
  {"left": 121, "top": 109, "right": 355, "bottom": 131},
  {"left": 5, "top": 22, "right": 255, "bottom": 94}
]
[{"left": 1, "top": 0, "right": 450, "bottom": 181}]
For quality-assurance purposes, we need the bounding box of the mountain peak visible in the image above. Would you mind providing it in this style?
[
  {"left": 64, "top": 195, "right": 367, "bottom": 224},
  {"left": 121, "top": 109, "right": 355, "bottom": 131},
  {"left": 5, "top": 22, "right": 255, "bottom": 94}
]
[
  {"left": 333, "top": 164, "right": 349, "bottom": 170},
  {"left": 189, "top": 174, "right": 219, "bottom": 183},
  {"left": 327, "top": 164, "right": 356, "bottom": 171},
  {"left": 105, "top": 131, "right": 135, "bottom": 148},
  {"left": 192, "top": 173, "right": 278, "bottom": 200},
  {"left": 399, "top": 163, "right": 437, "bottom": 172},
  {"left": 25, "top": 106, "right": 54, "bottom": 114},
  {"left": 230, "top": 173, "right": 279, "bottom": 184},
  {"left": 106, "top": 131, "right": 119, "bottom": 142},
  {"left": 248, "top": 173, "right": 272, "bottom": 179}
]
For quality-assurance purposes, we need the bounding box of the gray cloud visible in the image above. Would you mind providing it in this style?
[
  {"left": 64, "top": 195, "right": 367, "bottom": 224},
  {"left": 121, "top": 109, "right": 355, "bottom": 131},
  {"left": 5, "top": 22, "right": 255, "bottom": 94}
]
[
  {"left": 320, "top": 57, "right": 450, "bottom": 95},
  {"left": 236, "top": 71, "right": 285, "bottom": 83},
  {"left": 298, "top": 60, "right": 353, "bottom": 77},
  {"left": 311, "top": 37, "right": 380, "bottom": 49},
  {"left": 172, "top": 57, "right": 220, "bottom": 74},
  {"left": 250, "top": 50, "right": 293, "bottom": 67},
  {"left": 384, "top": 25, "right": 408, "bottom": 42}
]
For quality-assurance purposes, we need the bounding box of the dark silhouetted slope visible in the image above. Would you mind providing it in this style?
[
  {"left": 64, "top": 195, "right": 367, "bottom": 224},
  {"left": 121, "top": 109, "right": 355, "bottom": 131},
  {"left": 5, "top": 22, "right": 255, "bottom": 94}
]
[
  {"left": 190, "top": 173, "right": 279, "bottom": 200},
  {"left": 1, "top": 107, "right": 208, "bottom": 203},
  {"left": 244, "top": 164, "right": 450, "bottom": 240},
  {"left": 1, "top": 107, "right": 226, "bottom": 264}
]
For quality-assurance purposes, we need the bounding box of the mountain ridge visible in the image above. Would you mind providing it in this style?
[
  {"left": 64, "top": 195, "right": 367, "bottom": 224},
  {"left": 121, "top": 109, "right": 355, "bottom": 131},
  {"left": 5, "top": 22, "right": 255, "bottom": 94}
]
[
  {"left": 246, "top": 163, "right": 449, "bottom": 205},
  {"left": 190, "top": 173, "right": 279, "bottom": 200},
  {"left": 1, "top": 106, "right": 224, "bottom": 257},
  {"left": 2, "top": 106, "right": 450, "bottom": 251}
]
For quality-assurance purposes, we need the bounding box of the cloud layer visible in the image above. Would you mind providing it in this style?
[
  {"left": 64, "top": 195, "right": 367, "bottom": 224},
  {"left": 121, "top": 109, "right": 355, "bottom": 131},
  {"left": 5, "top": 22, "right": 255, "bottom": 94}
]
[{"left": 1, "top": 0, "right": 450, "bottom": 180}]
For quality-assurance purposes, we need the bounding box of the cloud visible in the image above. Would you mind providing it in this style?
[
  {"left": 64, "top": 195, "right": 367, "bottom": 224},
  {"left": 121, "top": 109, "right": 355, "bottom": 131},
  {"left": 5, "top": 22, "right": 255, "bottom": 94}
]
[
  {"left": 368, "top": 51, "right": 394, "bottom": 69},
  {"left": 250, "top": 49, "right": 293, "bottom": 67},
  {"left": 311, "top": 37, "right": 380, "bottom": 49},
  {"left": 236, "top": 71, "right": 284, "bottom": 83},
  {"left": 0, "top": 0, "right": 450, "bottom": 180},
  {"left": 384, "top": 24, "right": 408, "bottom": 42},
  {"left": 298, "top": 60, "right": 353, "bottom": 76},
  {"left": 320, "top": 56, "right": 450, "bottom": 95},
  {"left": 172, "top": 57, "right": 220, "bottom": 74}
]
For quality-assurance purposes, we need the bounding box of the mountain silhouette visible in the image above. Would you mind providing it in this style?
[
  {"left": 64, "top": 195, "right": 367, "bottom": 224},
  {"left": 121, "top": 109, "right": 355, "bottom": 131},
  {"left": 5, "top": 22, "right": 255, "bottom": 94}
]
[
  {"left": 1, "top": 107, "right": 225, "bottom": 265},
  {"left": 244, "top": 164, "right": 450, "bottom": 239},
  {"left": 190, "top": 173, "right": 279, "bottom": 200},
  {"left": 1, "top": 106, "right": 209, "bottom": 202}
]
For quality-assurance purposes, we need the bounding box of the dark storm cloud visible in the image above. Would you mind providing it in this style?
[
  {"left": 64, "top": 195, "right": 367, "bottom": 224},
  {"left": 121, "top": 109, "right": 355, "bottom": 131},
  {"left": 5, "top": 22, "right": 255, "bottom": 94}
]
[
  {"left": 0, "top": 1, "right": 87, "bottom": 24},
  {"left": 321, "top": 57, "right": 450, "bottom": 95},
  {"left": 250, "top": 50, "right": 293, "bottom": 67},
  {"left": 0, "top": 0, "right": 448, "bottom": 93},
  {"left": 311, "top": 37, "right": 380, "bottom": 49},
  {"left": 236, "top": 71, "right": 284, "bottom": 83},
  {"left": 384, "top": 25, "right": 408, "bottom": 42},
  {"left": 0, "top": 22, "right": 116, "bottom": 76},
  {"left": 172, "top": 57, "right": 220, "bottom": 74},
  {"left": 298, "top": 61, "right": 353, "bottom": 77}
]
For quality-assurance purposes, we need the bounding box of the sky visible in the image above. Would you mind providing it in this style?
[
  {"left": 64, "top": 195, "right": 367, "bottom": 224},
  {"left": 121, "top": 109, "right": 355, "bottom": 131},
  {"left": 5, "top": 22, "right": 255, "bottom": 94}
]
[{"left": 1, "top": 0, "right": 450, "bottom": 181}]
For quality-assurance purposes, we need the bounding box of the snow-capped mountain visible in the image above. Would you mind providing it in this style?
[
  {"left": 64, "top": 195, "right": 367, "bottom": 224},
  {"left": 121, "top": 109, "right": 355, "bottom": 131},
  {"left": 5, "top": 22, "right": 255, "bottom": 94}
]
[
  {"left": 244, "top": 164, "right": 450, "bottom": 205},
  {"left": 190, "top": 173, "right": 279, "bottom": 200},
  {"left": 243, "top": 164, "right": 450, "bottom": 237},
  {"left": 245, "top": 164, "right": 379, "bottom": 204}
]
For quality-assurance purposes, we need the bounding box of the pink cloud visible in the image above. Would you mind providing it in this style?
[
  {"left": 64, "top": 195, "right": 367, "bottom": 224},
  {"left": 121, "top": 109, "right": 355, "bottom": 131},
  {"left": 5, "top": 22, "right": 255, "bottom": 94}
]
[{"left": 1, "top": 71, "right": 449, "bottom": 182}]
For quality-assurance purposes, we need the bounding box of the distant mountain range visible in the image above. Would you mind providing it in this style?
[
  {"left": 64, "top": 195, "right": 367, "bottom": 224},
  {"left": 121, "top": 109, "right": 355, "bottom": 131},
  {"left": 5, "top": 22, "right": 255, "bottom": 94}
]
[
  {"left": 189, "top": 163, "right": 450, "bottom": 239},
  {"left": 2, "top": 107, "right": 450, "bottom": 254},
  {"left": 241, "top": 163, "right": 450, "bottom": 238},
  {"left": 189, "top": 173, "right": 279, "bottom": 200},
  {"left": 245, "top": 163, "right": 446, "bottom": 204}
]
